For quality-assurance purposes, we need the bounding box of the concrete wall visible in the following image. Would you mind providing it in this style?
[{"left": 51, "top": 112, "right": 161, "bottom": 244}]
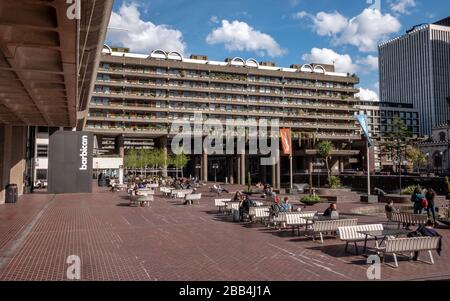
[{"left": 0, "top": 125, "right": 27, "bottom": 204}]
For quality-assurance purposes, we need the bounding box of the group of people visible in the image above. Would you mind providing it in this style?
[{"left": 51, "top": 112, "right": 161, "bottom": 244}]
[{"left": 410, "top": 187, "right": 437, "bottom": 222}]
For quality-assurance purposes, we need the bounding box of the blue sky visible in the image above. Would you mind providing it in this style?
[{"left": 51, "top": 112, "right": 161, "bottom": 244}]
[{"left": 106, "top": 0, "right": 449, "bottom": 100}]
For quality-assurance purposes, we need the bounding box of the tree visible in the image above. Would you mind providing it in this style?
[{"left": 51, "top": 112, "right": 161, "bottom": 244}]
[
  {"left": 380, "top": 117, "right": 413, "bottom": 171},
  {"left": 317, "top": 140, "right": 334, "bottom": 187},
  {"left": 406, "top": 146, "right": 427, "bottom": 173},
  {"left": 124, "top": 149, "right": 139, "bottom": 177},
  {"left": 170, "top": 151, "right": 189, "bottom": 178}
]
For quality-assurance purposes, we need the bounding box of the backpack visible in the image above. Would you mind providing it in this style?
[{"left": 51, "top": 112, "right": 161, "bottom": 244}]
[{"left": 421, "top": 198, "right": 428, "bottom": 209}]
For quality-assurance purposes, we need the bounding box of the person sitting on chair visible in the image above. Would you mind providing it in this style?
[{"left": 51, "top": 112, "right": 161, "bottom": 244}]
[{"left": 279, "top": 197, "right": 293, "bottom": 212}]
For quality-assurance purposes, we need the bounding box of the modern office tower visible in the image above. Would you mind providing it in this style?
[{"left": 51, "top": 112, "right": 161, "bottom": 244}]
[
  {"left": 379, "top": 17, "right": 450, "bottom": 135},
  {"left": 84, "top": 47, "right": 365, "bottom": 187},
  {"left": 0, "top": 1, "right": 113, "bottom": 203}
]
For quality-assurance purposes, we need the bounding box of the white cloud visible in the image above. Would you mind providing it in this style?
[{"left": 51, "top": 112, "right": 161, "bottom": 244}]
[
  {"left": 390, "top": 0, "right": 416, "bottom": 15},
  {"left": 206, "top": 20, "right": 286, "bottom": 57},
  {"left": 107, "top": 2, "right": 186, "bottom": 54},
  {"left": 356, "top": 55, "right": 379, "bottom": 71},
  {"left": 338, "top": 9, "right": 401, "bottom": 52},
  {"left": 209, "top": 16, "right": 219, "bottom": 24},
  {"left": 301, "top": 48, "right": 358, "bottom": 74},
  {"left": 356, "top": 88, "right": 380, "bottom": 102},
  {"left": 294, "top": 11, "right": 348, "bottom": 36},
  {"left": 298, "top": 8, "right": 401, "bottom": 52}
]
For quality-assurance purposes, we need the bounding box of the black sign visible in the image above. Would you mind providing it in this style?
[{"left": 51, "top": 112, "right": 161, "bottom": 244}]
[{"left": 48, "top": 131, "right": 93, "bottom": 194}]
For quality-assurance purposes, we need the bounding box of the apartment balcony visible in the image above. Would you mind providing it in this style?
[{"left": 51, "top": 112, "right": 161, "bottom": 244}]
[
  {"left": 92, "top": 90, "right": 359, "bottom": 111},
  {"left": 88, "top": 103, "right": 355, "bottom": 122},
  {"left": 302, "top": 149, "right": 361, "bottom": 156},
  {"left": 95, "top": 78, "right": 358, "bottom": 100}
]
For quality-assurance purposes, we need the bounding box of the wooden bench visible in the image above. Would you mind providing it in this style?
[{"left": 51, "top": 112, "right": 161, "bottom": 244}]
[
  {"left": 285, "top": 211, "right": 317, "bottom": 234},
  {"left": 137, "top": 189, "right": 155, "bottom": 196},
  {"left": 249, "top": 206, "right": 270, "bottom": 224},
  {"left": 171, "top": 189, "right": 193, "bottom": 199},
  {"left": 130, "top": 195, "right": 154, "bottom": 207},
  {"left": 338, "top": 224, "right": 384, "bottom": 254},
  {"left": 311, "top": 219, "right": 358, "bottom": 243},
  {"left": 225, "top": 201, "right": 240, "bottom": 214},
  {"left": 185, "top": 193, "right": 202, "bottom": 205},
  {"left": 375, "top": 236, "right": 441, "bottom": 268},
  {"left": 160, "top": 187, "right": 172, "bottom": 197},
  {"left": 388, "top": 212, "right": 428, "bottom": 229},
  {"left": 215, "top": 199, "right": 231, "bottom": 213}
]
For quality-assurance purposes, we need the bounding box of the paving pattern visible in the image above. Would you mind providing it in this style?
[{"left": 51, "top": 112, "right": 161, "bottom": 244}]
[{"left": 0, "top": 184, "right": 449, "bottom": 281}]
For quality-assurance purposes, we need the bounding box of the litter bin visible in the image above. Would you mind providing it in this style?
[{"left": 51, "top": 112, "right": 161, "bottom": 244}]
[
  {"left": 232, "top": 209, "right": 240, "bottom": 222},
  {"left": 5, "top": 184, "right": 18, "bottom": 204}
]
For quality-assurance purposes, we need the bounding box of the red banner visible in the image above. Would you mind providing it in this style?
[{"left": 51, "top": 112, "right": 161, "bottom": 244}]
[{"left": 280, "top": 128, "right": 292, "bottom": 155}]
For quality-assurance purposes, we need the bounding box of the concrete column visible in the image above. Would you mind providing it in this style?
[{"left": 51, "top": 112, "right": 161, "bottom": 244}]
[
  {"left": 272, "top": 149, "right": 281, "bottom": 189},
  {"left": 116, "top": 135, "right": 125, "bottom": 158},
  {"left": 237, "top": 155, "right": 241, "bottom": 185},
  {"left": 240, "top": 153, "right": 246, "bottom": 185},
  {"left": 276, "top": 155, "right": 281, "bottom": 189},
  {"left": 0, "top": 125, "right": 27, "bottom": 204},
  {"left": 340, "top": 159, "right": 345, "bottom": 173},
  {"left": 202, "top": 147, "right": 208, "bottom": 182},
  {"left": 117, "top": 135, "right": 125, "bottom": 184},
  {"left": 227, "top": 157, "right": 234, "bottom": 184},
  {"left": 160, "top": 136, "right": 168, "bottom": 178}
]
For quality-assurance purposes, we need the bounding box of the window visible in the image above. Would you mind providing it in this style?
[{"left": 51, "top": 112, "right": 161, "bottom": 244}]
[
  {"left": 36, "top": 169, "right": 47, "bottom": 180},
  {"left": 439, "top": 132, "right": 446, "bottom": 141},
  {"left": 37, "top": 145, "right": 48, "bottom": 158}
]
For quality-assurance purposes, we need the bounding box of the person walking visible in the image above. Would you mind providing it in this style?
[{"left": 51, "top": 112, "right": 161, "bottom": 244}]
[
  {"left": 411, "top": 187, "right": 425, "bottom": 214},
  {"left": 425, "top": 187, "right": 437, "bottom": 223}
]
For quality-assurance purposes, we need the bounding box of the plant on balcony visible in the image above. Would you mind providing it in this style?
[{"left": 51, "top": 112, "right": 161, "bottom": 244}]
[{"left": 301, "top": 195, "right": 321, "bottom": 206}]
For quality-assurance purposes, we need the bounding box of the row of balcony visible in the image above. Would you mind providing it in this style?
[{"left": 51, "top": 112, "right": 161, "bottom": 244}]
[
  {"left": 95, "top": 80, "right": 356, "bottom": 101},
  {"left": 86, "top": 115, "right": 358, "bottom": 131},
  {"left": 97, "top": 66, "right": 357, "bottom": 91},
  {"left": 85, "top": 123, "right": 360, "bottom": 141},
  {"left": 88, "top": 104, "right": 355, "bottom": 121},
  {"left": 91, "top": 94, "right": 356, "bottom": 112}
]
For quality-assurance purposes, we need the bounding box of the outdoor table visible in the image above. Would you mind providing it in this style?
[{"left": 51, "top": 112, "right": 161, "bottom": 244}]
[{"left": 358, "top": 229, "right": 412, "bottom": 255}]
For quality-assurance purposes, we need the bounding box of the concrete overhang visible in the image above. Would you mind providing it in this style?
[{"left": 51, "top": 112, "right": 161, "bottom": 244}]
[{"left": 0, "top": 0, "right": 112, "bottom": 128}]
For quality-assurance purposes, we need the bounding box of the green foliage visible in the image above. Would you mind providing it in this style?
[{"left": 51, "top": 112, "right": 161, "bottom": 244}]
[
  {"left": 301, "top": 195, "right": 321, "bottom": 205},
  {"left": 124, "top": 149, "right": 139, "bottom": 169},
  {"left": 328, "top": 176, "right": 342, "bottom": 189},
  {"left": 317, "top": 140, "right": 334, "bottom": 185},
  {"left": 246, "top": 172, "right": 253, "bottom": 193},
  {"left": 445, "top": 177, "right": 450, "bottom": 195},
  {"left": 406, "top": 146, "right": 427, "bottom": 172},
  {"left": 401, "top": 185, "right": 421, "bottom": 195},
  {"left": 169, "top": 151, "right": 189, "bottom": 178},
  {"left": 380, "top": 117, "right": 414, "bottom": 167}
]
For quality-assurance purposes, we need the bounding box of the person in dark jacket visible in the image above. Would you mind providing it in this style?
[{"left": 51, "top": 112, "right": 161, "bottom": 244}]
[
  {"left": 425, "top": 187, "right": 437, "bottom": 222},
  {"left": 411, "top": 187, "right": 425, "bottom": 214},
  {"left": 410, "top": 220, "right": 442, "bottom": 260},
  {"left": 323, "top": 203, "right": 337, "bottom": 217}
]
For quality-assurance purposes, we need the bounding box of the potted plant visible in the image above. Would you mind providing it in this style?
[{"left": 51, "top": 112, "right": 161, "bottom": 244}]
[{"left": 301, "top": 195, "right": 321, "bottom": 206}]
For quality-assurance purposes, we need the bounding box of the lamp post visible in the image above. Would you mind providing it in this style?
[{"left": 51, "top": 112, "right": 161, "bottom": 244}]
[{"left": 212, "top": 163, "right": 219, "bottom": 183}]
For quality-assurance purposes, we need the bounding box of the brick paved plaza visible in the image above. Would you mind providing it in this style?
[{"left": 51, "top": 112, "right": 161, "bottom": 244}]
[{"left": 0, "top": 184, "right": 449, "bottom": 281}]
